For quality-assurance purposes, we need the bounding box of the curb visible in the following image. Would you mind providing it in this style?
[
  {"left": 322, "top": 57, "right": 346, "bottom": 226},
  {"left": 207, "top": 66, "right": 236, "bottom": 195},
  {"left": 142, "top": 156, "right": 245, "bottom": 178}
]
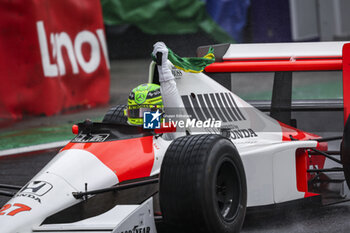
[{"left": 0, "top": 140, "right": 70, "bottom": 157}]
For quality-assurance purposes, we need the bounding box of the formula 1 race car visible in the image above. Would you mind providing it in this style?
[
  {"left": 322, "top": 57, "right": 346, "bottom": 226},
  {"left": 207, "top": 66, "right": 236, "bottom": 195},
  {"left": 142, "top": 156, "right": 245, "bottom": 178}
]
[{"left": 1, "top": 42, "right": 350, "bottom": 233}]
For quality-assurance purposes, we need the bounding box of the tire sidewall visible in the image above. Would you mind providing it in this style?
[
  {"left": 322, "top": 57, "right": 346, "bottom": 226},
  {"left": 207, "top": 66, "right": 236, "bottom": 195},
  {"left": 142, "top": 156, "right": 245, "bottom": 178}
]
[{"left": 201, "top": 138, "right": 247, "bottom": 233}]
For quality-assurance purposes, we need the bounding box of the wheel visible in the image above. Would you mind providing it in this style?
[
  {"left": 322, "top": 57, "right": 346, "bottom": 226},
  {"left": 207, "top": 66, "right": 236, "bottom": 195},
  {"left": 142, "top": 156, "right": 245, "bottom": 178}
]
[
  {"left": 102, "top": 104, "right": 128, "bottom": 125},
  {"left": 159, "top": 134, "right": 247, "bottom": 233},
  {"left": 341, "top": 117, "right": 350, "bottom": 189}
]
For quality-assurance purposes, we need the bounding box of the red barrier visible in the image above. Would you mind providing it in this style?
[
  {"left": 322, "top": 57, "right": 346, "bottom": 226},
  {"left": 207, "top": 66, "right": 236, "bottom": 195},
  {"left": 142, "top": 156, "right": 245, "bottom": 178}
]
[{"left": 0, "top": 0, "right": 110, "bottom": 120}]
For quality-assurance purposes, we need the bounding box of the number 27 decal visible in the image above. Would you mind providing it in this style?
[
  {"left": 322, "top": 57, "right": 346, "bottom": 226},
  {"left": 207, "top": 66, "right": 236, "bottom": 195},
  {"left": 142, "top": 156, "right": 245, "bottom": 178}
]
[{"left": 0, "top": 203, "right": 31, "bottom": 216}]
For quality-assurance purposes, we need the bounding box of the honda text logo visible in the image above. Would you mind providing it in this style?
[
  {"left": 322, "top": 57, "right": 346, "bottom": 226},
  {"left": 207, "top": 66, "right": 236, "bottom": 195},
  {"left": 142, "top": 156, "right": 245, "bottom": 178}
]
[
  {"left": 36, "top": 21, "right": 110, "bottom": 77},
  {"left": 21, "top": 181, "right": 53, "bottom": 196}
]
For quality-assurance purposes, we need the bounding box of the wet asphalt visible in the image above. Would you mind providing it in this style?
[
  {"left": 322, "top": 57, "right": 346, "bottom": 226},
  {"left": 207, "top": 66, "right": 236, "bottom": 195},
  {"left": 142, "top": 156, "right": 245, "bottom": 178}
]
[{"left": 1, "top": 149, "right": 350, "bottom": 233}]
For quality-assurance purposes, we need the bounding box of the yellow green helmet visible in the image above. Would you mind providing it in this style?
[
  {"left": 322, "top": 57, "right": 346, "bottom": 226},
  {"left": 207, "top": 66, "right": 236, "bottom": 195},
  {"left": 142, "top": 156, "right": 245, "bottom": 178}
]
[{"left": 125, "top": 83, "right": 163, "bottom": 126}]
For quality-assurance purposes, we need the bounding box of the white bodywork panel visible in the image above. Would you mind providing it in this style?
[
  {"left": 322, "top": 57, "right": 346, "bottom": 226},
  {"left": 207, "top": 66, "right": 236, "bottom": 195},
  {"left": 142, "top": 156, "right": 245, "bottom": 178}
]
[
  {"left": 0, "top": 149, "right": 119, "bottom": 233},
  {"left": 172, "top": 65, "right": 318, "bottom": 206},
  {"left": 239, "top": 140, "right": 317, "bottom": 206},
  {"left": 33, "top": 197, "right": 157, "bottom": 233},
  {"left": 38, "top": 149, "right": 119, "bottom": 191},
  {"left": 1, "top": 172, "right": 79, "bottom": 233},
  {"left": 112, "top": 197, "right": 156, "bottom": 233},
  {"left": 151, "top": 136, "right": 171, "bottom": 176},
  {"left": 222, "top": 41, "right": 349, "bottom": 60}
]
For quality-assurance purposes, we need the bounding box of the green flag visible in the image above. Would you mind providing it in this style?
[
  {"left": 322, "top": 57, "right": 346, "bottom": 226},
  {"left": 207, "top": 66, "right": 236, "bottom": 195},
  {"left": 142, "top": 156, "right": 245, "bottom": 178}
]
[
  {"left": 152, "top": 47, "right": 215, "bottom": 73},
  {"left": 101, "top": 0, "right": 234, "bottom": 44}
]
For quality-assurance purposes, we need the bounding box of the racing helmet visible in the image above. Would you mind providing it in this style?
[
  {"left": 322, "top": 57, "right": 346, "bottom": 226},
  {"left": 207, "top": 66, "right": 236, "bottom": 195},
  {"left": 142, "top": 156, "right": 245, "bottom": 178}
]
[{"left": 125, "top": 83, "right": 164, "bottom": 125}]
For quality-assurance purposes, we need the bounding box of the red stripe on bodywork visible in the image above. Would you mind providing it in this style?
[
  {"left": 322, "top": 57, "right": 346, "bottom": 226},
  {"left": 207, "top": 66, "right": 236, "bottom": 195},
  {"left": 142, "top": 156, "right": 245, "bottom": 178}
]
[
  {"left": 279, "top": 122, "right": 322, "bottom": 141},
  {"left": 205, "top": 59, "right": 342, "bottom": 73},
  {"left": 295, "top": 148, "right": 318, "bottom": 198},
  {"left": 154, "top": 122, "right": 177, "bottom": 134},
  {"left": 278, "top": 122, "right": 327, "bottom": 198},
  {"left": 222, "top": 56, "right": 342, "bottom": 61},
  {"left": 343, "top": 43, "right": 350, "bottom": 123},
  {"left": 62, "top": 136, "right": 154, "bottom": 182}
]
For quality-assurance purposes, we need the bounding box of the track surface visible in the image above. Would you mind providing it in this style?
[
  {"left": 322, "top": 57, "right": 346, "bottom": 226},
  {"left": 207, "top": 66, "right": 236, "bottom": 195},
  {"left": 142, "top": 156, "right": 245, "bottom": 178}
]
[{"left": 1, "top": 150, "right": 350, "bottom": 233}]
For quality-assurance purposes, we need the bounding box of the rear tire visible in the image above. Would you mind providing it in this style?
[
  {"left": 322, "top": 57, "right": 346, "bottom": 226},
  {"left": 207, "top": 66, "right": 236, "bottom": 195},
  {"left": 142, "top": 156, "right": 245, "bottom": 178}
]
[
  {"left": 341, "top": 117, "right": 350, "bottom": 188},
  {"left": 102, "top": 104, "right": 128, "bottom": 125},
  {"left": 159, "top": 134, "right": 247, "bottom": 233}
]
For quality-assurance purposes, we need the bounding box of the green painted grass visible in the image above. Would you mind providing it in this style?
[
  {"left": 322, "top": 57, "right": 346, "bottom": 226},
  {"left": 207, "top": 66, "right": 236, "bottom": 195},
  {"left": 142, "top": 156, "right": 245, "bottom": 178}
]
[
  {"left": 0, "top": 117, "right": 103, "bottom": 151},
  {"left": 292, "top": 80, "right": 342, "bottom": 100},
  {"left": 240, "top": 80, "right": 342, "bottom": 101}
]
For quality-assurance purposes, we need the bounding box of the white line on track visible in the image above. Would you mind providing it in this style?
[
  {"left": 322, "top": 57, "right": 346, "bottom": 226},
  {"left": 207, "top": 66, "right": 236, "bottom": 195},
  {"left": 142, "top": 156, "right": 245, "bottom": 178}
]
[{"left": 0, "top": 141, "right": 70, "bottom": 157}]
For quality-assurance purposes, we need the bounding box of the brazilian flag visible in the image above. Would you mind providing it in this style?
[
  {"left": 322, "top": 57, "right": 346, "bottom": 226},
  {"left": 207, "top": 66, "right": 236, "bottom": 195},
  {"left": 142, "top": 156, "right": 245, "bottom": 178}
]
[
  {"left": 152, "top": 47, "right": 215, "bottom": 73},
  {"left": 101, "top": 0, "right": 234, "bottom": 43}
]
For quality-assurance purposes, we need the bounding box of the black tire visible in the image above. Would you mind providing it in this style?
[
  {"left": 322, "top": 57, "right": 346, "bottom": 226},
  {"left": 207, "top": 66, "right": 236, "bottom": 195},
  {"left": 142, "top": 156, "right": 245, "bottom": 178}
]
[
  {"left": 159, "top": 134, "right": 247, "bottom": 233},
  {"left": 102, "top": 104, "right": 128, "bottom": 125},
  {"left": 341, "top": 117, "right": 350, "bottom": 189}
]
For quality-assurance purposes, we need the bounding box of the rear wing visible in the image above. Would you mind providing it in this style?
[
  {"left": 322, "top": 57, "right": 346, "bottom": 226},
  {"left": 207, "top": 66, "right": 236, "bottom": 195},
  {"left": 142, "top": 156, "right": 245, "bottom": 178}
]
[{"left": 197, "top": 42, "right": 350, "bottom": 125}]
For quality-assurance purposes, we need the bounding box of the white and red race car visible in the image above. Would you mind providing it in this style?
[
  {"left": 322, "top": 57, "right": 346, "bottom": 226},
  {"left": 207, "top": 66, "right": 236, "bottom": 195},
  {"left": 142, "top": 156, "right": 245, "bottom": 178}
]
[{"left": 1, "top": 42, "right": 350, "bottom": 233}]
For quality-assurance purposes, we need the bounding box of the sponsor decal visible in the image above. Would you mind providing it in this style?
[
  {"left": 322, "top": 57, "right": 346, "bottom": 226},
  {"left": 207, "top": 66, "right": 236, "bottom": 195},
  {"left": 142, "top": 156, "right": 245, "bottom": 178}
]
[
  {"left": 16, "top": 181, "right": 53, "bottom": 203},
  {"left": 118, "top": 226, "right": 150, "bottom": 233},
  {"left": 37, "top": 21, "right": 110, "bottom": 77},
  {"left": 143, "top": 110, "right": 162, "bottom": 129},
  {"left": 0, "top": 203, "right": 31, "bottom": 216},
  {"left": 135, "top": 92, "right": 147, "bottom": 104},
  {"left": 21, "top": 181, "right": 53, "bottom": 196},
  {"left": 147, "top": 90, "right": 161, "bottom": 97},
  {"left": 229, "top": 128, "right": 258, "bottom": 140},
  {"left": 72, "top": 133, "right": 110, "bottom": 143},
  {"left": 171, "top": 66, "right": 182, "bottom": 78},
  {"left": 153, "top": 142, "right": 160, "bottom": 150},
  {"left": 15, "top": 194, "right": 42, "bottom": 204},
  {"left": 204, "top": 127, "right": 258, "bottom": 140}
]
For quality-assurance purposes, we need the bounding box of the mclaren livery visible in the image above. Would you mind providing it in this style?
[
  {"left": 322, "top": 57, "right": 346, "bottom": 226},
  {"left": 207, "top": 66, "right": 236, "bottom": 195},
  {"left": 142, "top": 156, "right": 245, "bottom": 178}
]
[{"left": 1, "top": 42, "right": 350, "bottom": 233}]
